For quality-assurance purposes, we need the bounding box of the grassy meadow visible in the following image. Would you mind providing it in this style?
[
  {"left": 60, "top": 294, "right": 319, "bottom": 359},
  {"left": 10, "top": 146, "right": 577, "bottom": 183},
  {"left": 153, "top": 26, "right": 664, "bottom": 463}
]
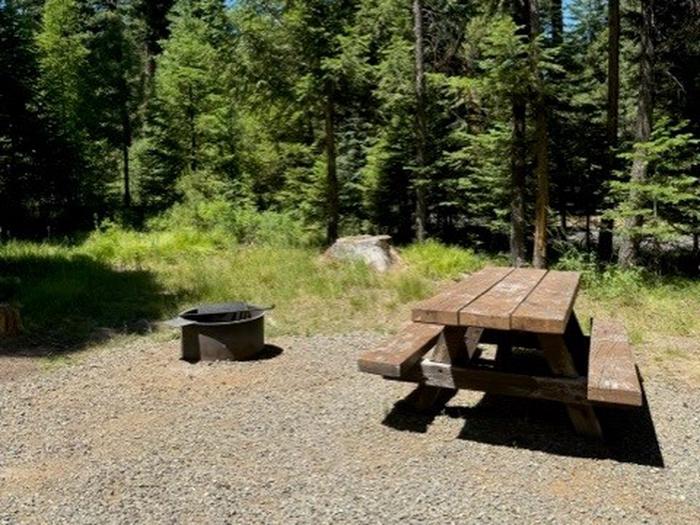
[{"left": 0, "top": 227, "right": 698, "bottom": 382}]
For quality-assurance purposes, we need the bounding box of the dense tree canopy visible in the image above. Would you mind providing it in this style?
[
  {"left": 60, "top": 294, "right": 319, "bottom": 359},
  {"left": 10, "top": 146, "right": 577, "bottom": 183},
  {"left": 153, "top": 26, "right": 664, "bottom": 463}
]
[{"left": 0, "top": 0, "right": 698, "bottom": 270}]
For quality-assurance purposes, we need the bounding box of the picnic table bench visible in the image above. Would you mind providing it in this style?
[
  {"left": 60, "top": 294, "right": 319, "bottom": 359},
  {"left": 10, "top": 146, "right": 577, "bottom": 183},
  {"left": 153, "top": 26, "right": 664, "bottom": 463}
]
[{"left": 358, "top": 267, "right": 643, "bottom": 437}]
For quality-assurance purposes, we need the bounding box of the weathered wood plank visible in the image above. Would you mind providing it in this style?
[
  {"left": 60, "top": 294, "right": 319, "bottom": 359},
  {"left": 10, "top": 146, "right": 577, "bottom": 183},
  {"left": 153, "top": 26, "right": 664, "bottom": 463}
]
[
  {"left": 357, "top": 322, "right": 443, "bottom": 378},
  {"left": 399, "top": 361, "right": 590, "bottom": 404},
  {"left": 588, "top": 319, "right": 642, "bottom": 407},
  {"left": 511, "top": 270, "right": 581, "bottom": 334},
  {"left": 465, "top": 326, "right": 484, "bottom": 359},
  {"left": 412, "top": 267, "right": 514, "bottom": 325},
  {"left": 458, "top": 268, "right": 547, "bottom": 329}
]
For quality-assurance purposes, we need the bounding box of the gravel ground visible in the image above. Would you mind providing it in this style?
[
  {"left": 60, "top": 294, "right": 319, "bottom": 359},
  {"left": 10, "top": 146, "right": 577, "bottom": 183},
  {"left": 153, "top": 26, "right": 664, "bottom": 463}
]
[{"left": 1, "top": 332, "right": 699, "bottom": 524}]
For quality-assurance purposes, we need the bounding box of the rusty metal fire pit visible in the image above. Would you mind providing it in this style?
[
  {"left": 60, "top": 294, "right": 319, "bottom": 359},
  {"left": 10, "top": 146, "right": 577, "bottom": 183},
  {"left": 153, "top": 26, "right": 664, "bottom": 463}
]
[{"left": 167, "top": 302, "right": 273, "bottom": 362}]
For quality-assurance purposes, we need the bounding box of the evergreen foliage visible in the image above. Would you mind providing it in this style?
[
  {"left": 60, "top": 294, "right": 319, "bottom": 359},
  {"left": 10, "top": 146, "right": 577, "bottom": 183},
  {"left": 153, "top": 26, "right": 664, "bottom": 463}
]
[{"left": 0, "top": 0, "right": 698, "bottom": 271}]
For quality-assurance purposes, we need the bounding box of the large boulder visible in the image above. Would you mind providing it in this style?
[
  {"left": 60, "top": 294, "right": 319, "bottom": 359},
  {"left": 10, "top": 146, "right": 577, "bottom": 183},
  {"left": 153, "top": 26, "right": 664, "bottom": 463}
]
[{"left": 324, "top": 235, "right": 401, "bottom": 272}]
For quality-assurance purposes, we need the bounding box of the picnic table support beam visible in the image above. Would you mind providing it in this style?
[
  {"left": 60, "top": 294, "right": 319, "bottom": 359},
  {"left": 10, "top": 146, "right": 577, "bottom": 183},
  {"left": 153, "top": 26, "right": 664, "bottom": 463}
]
[
  {"left": 409, "top": 326, "right": 466, "bottom": 412},
  {"left": 433, "top": 326, "right": 468, "bottom": 364},
  {"left": 538, "top": 332, "right": 603, "bottom": 438},
  {"left": 563, "top": 315, "right": 589, "bottom": 374},
  {"left": 394, "top": 362, "right": 590, "bottom": 404},
  {"left": 495, "top": 333, "right": 512, "bottom": 369}
]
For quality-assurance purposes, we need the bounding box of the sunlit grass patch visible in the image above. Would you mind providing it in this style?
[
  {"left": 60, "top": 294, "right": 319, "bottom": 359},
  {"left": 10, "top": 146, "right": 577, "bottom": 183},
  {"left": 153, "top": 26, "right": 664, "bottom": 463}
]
[
  {"left": 577, "top": 274, "right": 700, "bottom": 343},
  {"left": 400, "top": 239, "right": 491, "bottom": 280}
]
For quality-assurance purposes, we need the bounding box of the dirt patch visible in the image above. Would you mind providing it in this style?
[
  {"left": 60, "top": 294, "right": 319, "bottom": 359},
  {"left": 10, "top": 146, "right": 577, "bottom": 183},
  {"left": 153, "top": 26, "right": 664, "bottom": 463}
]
[{"left": 637, "top": 334, "right": 700, "bottom": 387}]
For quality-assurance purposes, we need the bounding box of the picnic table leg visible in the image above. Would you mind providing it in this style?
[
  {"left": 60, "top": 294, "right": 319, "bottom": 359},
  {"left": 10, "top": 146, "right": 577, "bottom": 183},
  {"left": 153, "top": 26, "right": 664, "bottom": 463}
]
[
  {"left": 433, "top": 326, "right": 469, "bottom": 364},
  {"left": 411, "top": 384, "right": 456, "bottom": 413},
  {"left": 410, "top": 326, "right": 466, "bottom": 413},
  {"left": 538, "top": 332, "right": 602, "bottom": 438},
  {"left": 495, "top": 332, "right": 512, "bottom": 369},
  {"left": 564, "top": 314, "right": 589, "bottom": 374}
]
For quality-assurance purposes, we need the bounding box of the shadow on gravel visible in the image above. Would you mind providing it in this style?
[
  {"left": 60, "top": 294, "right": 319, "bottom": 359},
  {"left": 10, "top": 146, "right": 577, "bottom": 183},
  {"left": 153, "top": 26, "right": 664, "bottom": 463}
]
[
  {"left": 243, "top": 344, "right": 284, "bottom": 361},
  {"left": 383, "top": 387, "right": 664, "bottom": 467},
  {"left": 382, "top": 387, "right": 458, "bottom": 433}
]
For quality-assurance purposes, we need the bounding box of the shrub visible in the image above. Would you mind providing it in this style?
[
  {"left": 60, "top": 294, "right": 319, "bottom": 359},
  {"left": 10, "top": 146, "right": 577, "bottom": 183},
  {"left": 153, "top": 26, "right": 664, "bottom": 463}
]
[
  {"left": 149, "top": 199, "right": 317, "bottom": 248},
  {"left": 81, "top": 223, "right": 225, "bottom": 267},
  {"left": 401, "top": 240, "right": 487, "bottom": 280}
]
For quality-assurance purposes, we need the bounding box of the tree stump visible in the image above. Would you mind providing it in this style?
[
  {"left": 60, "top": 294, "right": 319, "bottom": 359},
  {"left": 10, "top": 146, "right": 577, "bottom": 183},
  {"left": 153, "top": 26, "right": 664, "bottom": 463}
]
[{"left": 0, "top": 304, "right": 22, "bottom": 337}]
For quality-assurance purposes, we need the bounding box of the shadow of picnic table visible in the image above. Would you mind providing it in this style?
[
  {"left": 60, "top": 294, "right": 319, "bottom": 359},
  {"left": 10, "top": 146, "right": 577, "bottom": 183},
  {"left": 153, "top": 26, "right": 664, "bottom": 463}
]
[{"left": 383, "top": 389, "right": 663, "bottom": 467}]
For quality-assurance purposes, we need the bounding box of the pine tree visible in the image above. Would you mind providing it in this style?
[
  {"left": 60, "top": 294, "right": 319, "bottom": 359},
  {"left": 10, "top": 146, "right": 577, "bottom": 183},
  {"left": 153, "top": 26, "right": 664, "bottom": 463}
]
[
  {"left": 137, "top": 0, "right": 240, "bottom": 212},
  {"left": 284, "top": 0, "right": 357, "bottom": 244},
  {"left": 88, "top": 0, "right": 144, "bottom": 210},
  {"left": 618, "top": 0, "right": 654, "bottom": 267},
  {"left": 510, "top": 0, "right": 529, "bottom": 266},
  {"left": 530, "top": 0, "right": 551, "bottom": 269},
  {"left": 412, "top": 0, "right": 428, "bottom": 242},
  {"left": 35, "top": 0, "right": 107, "bottom": 230},
  {"left": 598, "top": 0, "right": 619, "bottom": 262}
]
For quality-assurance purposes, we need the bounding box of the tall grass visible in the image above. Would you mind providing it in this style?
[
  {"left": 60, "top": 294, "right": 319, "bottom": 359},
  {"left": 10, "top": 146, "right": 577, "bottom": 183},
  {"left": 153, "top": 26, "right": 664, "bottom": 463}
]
[
  {"left": 1, "top": 230, "right": 698, "bottom": 354},
  {"left": 555, "top": 248, "right": 700, "bottom": 343},
  {"left": 0, "top": 232, "right": 475, "bottom": 346},
  {"left": 401, "top": 240, "right": 491, "bottom": 279}
]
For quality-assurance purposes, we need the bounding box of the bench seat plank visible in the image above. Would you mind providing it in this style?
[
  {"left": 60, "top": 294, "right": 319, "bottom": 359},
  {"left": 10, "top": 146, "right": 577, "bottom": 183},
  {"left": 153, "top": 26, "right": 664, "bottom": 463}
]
[
  {"left": 358, "top": 322, "right": 443, "bottom": 378},
  {"left": 459, "top": 268, "right": 547, "bottom": 330},
  {"left": 588, "top": 319, "right": 642, "bottom": 406},
  {"left": 511, "top": 271, "right": 580, "bottom": 334},
  {"left": 412, "top": 267, "right": 514, "bottom": 325}
]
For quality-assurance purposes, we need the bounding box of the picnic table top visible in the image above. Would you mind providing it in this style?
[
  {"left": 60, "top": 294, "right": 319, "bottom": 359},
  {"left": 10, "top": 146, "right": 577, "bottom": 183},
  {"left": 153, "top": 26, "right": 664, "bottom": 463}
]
[{"left": 412, "top": 267, "right": 581, "bottom": 334}]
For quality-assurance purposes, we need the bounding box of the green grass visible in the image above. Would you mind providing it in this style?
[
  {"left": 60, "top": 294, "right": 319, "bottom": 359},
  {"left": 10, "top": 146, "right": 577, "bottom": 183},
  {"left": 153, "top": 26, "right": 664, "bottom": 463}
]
[
  {"left": 1, "top": 228, "right": 698, "bottom": 357},
  {"left": 401, "top": 240, "right": 493, "bottom": 279}
]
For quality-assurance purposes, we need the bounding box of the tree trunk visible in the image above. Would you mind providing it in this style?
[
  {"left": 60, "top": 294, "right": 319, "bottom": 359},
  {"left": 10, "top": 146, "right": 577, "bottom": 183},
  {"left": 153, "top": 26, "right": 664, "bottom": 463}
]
[
  {"left": 509, "top": 0, "right": 528, "bottom": 267},
  {"left": 532, "top": 104, "right": 550, "bottom": 269},
  {"left": 325, "top": 91, "right": 339, "bottom": 245},
  {"left": 550, "top": 0, "right": 563, "bottom": 44},
  {"left": 598, "top": 0, "right": 620, "bottom": 262},
  {"left": 0, "top": 304, "right": 22, "bottom": 337},
  {"left": 413, "top": 0, "right": 427, "bottom": 242},
  {"left": 531, "top": 0, "right": 550, "bottom": 269},
  {"left": 109, "top": 1, "right": 132, "bottom": 209},
  {"left": 551, "top": 0, "right": 565, "bottom": 234},
  {"left": 618, "top": 0, "right": 653, "bottom": 268},
  {"left": 510, "top": 97, "right": 527, "bottom": 267},
  {"left": 120, "top": 79, "right": 131, "bottom": 208},
  {"left": 585, "top": 212, "right": 591, "bottom": 251},
  {"left": 122, "top": 132, "right": 131, "bottom": 208},
  {"left": 188, "top": 85, "right": 197, "bottom": 173}
]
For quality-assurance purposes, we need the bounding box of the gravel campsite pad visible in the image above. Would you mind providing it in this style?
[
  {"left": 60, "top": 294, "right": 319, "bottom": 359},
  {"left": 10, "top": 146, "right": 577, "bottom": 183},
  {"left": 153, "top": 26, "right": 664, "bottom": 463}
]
[{"left": 1, "top": 333, "right": 699, "bottom": 524}]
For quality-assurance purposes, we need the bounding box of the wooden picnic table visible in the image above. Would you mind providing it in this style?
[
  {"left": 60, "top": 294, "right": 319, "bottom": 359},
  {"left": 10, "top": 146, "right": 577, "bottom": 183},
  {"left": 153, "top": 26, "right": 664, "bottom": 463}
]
[{"left": 358, "top": 267, "right": 643, "bottom": 438}]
